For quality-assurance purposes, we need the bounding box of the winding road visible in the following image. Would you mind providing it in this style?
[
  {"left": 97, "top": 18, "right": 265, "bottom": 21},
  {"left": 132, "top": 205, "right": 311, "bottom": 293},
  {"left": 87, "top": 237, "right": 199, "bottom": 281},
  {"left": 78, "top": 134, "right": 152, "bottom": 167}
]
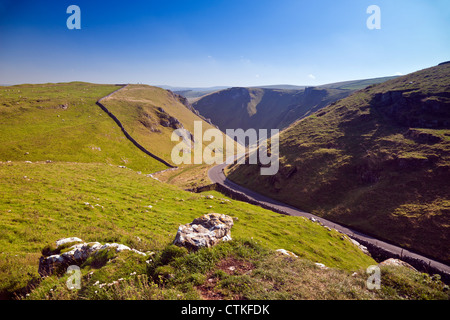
[{"left": 208, "top": 160, "right": 450, "bottom": 280}]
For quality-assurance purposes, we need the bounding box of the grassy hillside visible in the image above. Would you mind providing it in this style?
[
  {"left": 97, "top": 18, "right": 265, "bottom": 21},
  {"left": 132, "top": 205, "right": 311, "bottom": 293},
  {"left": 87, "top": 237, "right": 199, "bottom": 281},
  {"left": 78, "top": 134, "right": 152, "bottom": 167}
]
[
  {"left": 0, "top": 82, "right": 167, "bottom": 173},
  {"left": 0, "top": 161, "right": 379, "bottom": 299},
  {"left": 101, "top": 84, "right": 239, "bottom": 165},
  {"left": 2, "top": 161, "right": 447, "bottom": 300},
  {"left": 0, "top": 80, "right": 448, "bottom": 301},
  {"left": 319, "top": 76, "right": 399, "bottom": 90},
  {"left": 227, "top": 63, "right": 450, "bottom": 264}
]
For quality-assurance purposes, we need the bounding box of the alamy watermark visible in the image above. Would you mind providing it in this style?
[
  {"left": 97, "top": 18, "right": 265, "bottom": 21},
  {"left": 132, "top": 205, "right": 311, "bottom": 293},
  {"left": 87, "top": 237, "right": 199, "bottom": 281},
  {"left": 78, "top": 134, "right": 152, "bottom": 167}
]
[
  {"left": 171, "top": 121, "right": 280, "bottom": 176},
  {"left": 366, "top": 265, "right": 381, "bottom": 290},
  {"left": 66, "top": 5, "right": 380, "bottom": 31},
  {"left": 367, "top": 5, "right": 381, "bottom": 30},
  {"left": 66, "top": 5, "right": 81, "bottom": 30},
  {"left": 66, "top": 265, "right": 81, "bottom": 290}
]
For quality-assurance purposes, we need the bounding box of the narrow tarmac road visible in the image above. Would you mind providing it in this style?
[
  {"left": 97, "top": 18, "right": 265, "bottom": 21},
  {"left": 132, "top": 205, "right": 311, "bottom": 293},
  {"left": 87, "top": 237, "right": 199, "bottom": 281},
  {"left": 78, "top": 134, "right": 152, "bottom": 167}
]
[{"left": 208, "top": 161, "right": 450, "bottom": 278}]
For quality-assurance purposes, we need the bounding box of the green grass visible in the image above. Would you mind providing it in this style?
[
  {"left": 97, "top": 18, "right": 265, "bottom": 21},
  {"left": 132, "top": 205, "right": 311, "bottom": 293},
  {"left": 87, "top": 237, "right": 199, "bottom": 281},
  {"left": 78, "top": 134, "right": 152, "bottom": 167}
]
[
  {"left": 0, "top": 80, "right": 448, "bottom": 301},
  {"left": 0, "top": 82, "right": 167, "bottom": 173},
  {"left": 0, "top": 161, "right": 378, "bottom": 298},
  {"left": 228, "top": 63, "right": 450, "bottom": 264},
  {"left": 101, "top": 84, "right": 239, "bottom": 165},
  {"left": 22, "top": 239, "right": 450, "bottom": 301}
]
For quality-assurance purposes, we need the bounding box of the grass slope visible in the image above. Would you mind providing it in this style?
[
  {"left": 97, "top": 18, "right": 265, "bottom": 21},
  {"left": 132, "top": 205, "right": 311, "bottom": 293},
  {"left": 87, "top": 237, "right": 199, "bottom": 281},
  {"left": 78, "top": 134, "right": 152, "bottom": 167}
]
[
  {"left": 0, "top": 81, "right": 447, "bottom": 301},
  {"left": 0, "top": 82, "right": 167, "bottom": 173},
  {"left": 101, "top": 85, "right": 239, "bottom": 165},
  {"left": 228, "top": 63, "right": 450, "bottom": 264},
  {"left": 0, "top": 161, "right": 378, "bottom": 299},
  {"left": 192, "top": 87, "right": 350, "bottom": 133}
]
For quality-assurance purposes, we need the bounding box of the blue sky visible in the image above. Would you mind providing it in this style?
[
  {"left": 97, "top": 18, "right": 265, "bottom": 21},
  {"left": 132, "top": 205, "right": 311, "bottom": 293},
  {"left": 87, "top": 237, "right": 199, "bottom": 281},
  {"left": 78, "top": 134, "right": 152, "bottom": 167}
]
[{"left": 0, "top": 0, "right": 449, "bottom": 87}]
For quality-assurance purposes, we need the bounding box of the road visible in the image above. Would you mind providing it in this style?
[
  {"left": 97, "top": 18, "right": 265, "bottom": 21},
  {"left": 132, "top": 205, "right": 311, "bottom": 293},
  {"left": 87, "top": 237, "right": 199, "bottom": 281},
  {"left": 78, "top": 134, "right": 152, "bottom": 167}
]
[{"left": 208, "top": 160, "right": 450, "bottom": 279}]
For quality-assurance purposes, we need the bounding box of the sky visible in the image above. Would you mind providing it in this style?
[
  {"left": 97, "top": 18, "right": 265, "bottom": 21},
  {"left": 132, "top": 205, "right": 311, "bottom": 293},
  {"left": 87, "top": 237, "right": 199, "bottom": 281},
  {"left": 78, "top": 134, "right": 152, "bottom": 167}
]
[{"left": 0, "top": 0, "right": 449, "bottom": 87}]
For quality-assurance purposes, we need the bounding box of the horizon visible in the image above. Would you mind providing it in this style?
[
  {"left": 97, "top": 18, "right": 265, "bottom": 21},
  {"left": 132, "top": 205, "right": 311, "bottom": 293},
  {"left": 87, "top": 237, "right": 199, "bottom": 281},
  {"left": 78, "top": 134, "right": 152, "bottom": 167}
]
[{"left": 1, "top": 1, "right": 449, "bottom": 87}]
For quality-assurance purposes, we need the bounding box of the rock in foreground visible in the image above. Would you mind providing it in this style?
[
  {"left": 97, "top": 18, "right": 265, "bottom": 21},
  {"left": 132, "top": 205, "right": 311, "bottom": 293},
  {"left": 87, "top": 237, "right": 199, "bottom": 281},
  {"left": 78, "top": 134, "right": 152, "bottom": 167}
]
[
  {"left": 173, "top": 213, "right": 234, "bottom": 251},
  {"left": 38, "top": 237, "right": 146, "bottom": 276},
  {"left": 379, "top": 258, "right": 417, "bottom": 271}
]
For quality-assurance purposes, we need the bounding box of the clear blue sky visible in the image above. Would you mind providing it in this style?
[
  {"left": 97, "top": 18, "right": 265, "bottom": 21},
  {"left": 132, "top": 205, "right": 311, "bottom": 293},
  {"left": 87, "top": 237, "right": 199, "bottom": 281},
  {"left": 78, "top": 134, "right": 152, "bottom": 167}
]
[{"left": 0, "top": 0, "right": 449, "bottom": 87}]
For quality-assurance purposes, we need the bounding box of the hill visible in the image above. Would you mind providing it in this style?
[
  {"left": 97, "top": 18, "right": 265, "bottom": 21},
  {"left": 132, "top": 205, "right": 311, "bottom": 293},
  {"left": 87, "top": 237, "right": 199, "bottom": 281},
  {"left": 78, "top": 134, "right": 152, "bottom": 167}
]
[
  {"left": 227, "top": 63, "right": 450, "bottom": 264},
  {"left": 97, "top": 84, "right": 237, "bottom": 165},
  {"left": 191, "top": 77, "right": 398, "bottom": 133},
  {"left": 2, "top": 161, "right": 448, "bottom": 301},
  {"left": 0, "top": 82, "right": 167, "bottom": 173},
  {"left": 192, "top": 87, "right": 349, "bottom": 133}
]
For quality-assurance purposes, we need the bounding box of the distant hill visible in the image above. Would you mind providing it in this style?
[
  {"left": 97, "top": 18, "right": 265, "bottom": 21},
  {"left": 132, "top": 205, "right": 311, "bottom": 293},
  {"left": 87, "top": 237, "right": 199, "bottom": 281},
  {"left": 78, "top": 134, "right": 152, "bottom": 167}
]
[
  {"left": 318, "top": 76, "right": 399, "bottom": 90},
  {"left": 192, "top": 87, "right": 350, "bottom": 133},
  {"left": 191, "top": 77, "right": 398, "bottom": 133},
  {"left": 227, "top": 63, "right": 450, "bottom": 264}
]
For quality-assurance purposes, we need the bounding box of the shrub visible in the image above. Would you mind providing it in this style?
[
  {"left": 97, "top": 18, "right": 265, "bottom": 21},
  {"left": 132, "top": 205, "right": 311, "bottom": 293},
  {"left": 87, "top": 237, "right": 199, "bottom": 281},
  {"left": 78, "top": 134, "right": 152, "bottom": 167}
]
[{"left": 159, "top": 245, "right": 188, "bottom": 265}]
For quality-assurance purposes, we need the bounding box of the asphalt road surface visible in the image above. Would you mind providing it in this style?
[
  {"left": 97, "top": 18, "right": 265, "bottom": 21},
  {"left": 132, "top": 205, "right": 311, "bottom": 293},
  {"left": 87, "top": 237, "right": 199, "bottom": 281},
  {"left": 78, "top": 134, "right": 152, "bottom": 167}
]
[{"left": 208, "top": 160, "right": 450, "bottom": 278}]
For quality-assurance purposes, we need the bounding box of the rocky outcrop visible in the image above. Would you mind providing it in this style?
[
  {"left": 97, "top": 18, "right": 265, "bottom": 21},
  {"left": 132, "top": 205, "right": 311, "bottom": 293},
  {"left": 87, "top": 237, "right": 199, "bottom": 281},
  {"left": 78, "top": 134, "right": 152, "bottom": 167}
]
[
  {"left": 349, "top": 238, "right": 370, "bottom": 256},
  {"left": 38, "top": 237, "right": 146, "bottom": 276},
  {"left": 276, "top": 249, "right": 298, "bottom": 258},
  {"left": 404, "top": 128, "right": 442, "bottom": 144},
  {"left": 156, "top": 107, "right": 183, "bottom": 130},
  {"left": 173, "top": 213, "right": 234, "bottom": 251},
  {"left": 379, "top": 258, "right": 417, "bottom": 271},
  {"left": 166, "top": 90, "right": 195, "bottom": 112},
  {"left": 371, "top": 90, "right": 450, "bottom": 128}
]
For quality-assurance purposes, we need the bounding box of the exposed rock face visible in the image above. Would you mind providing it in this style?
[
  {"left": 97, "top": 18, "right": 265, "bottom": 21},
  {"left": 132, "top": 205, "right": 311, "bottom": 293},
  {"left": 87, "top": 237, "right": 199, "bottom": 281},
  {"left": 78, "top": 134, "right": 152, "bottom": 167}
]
[
  {"left": 379, "top": 258, "right": 417, "bottom": 271},
  {"left": 371, "top": 90, "right": 450, "bottom": 128},
  {"left": 38, "top": 238, "right": 146, "bottom": 276},
  {"left": 156, "top": 107, "right": 183, "bottom": 129},
  {"left": 173, "top": 213, "right": 234, "bottom": 251},
  {"left": 55, "top": 237, "right": 82, "bottom": 247},
  {"left": 276, "top": 249, "right": 298, "bottom": 258},
  {"left": 349, "top": 238, "right": 370, "bottom": 256}
]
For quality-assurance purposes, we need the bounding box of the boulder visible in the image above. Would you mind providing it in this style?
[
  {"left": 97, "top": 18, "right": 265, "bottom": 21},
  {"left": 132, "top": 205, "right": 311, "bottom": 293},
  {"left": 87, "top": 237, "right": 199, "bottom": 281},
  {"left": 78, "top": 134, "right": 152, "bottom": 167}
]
[
  {"left": 315, "top": 263, "right": 329, "bottom": 270},
  {"left": 349, "top": 238, "right": 370, "bottom": 256},
  {"left": 55, "top": 237, "right": 82, "bottom": 247},
  {"left": 173, "top": 213, "right": 234, "bottom": 251},
  {"left": 38, "top": 237, "right": 146, "bottom": 276},
  {"left": 379, "top": 258, "right": 417, "bottom": 271},
  {"left": 276, "top": 249, "right": 298, "bottom": 258}
]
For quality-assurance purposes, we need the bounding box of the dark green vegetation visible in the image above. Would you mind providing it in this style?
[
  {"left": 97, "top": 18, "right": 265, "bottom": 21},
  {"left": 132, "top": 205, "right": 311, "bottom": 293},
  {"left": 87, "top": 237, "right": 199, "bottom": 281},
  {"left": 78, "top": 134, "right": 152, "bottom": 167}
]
[
  {"left": 228, "top": 63, "right": 450, "bottom": 264},
  {"left": 191, "top": 77, "right": 397, "bottom": 133}
]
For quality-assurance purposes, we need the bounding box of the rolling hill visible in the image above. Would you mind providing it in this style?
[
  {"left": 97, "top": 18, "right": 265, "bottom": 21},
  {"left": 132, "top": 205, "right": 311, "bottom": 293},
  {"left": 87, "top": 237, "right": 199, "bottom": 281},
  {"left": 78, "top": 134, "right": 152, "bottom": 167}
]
[
  {"left": 227, "top": 63, "right": 450, "bottom": 264},
  {"left": 0, "top": 82, "right": 167, "bottom": 173}
]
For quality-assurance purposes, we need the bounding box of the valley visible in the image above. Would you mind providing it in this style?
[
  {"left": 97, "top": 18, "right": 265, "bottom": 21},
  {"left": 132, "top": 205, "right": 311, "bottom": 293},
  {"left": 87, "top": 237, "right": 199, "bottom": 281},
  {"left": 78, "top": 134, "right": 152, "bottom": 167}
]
[
  {"left": 226, "top": 63, "right": 450, "bottom": 266},
  {"left": 0, "top": 68, "right": 448, "bottom": 301}
]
